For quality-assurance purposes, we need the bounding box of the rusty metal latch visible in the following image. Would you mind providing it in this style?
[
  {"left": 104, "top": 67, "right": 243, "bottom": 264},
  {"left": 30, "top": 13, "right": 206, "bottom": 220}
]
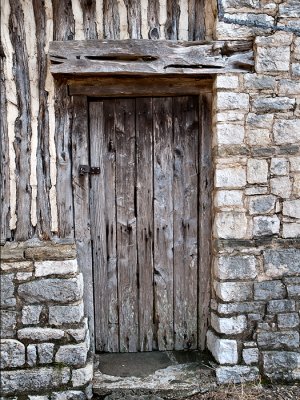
[{"left": 79, "top": 165, "right": 100, "bottom": 176}]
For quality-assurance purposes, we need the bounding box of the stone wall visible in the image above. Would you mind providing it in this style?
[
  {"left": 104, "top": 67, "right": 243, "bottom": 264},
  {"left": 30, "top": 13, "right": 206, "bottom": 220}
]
[
  {"left": 208, "top": 0, "right": 300, "bottom": 385},
  {"left": 0, "top": 243, "right": 93, "bottom": 399}
]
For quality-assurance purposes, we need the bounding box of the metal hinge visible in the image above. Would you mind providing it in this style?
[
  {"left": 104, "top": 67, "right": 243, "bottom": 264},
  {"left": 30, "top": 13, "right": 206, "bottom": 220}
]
[{"left": 79, "top": 165, "right": 100, "bottom": 176}]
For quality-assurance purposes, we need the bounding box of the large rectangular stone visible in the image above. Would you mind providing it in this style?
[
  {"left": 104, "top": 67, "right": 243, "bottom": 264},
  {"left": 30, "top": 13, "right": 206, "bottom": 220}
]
[
  {"left": 283, "top": 200, "right": 300, "bottom": 218},
  {"left": 249, "top": 195, "right": 276, "bottom": 215},
  {"left": 252, "top": 97, "right": 295, "bottom": 113},
  {"left": 214, "top": 212, "right": 248, "bottom": 239},
  {"left": 274, "top": 119, "right": 300, "bottom": 145},
  {"left": 215, "top": 166, "right": 246, "bottom": 188},
  {"left": 211, "top": 313, "right": 247, "bottom": 335},
  {"left": 215, "top": 124, "right": 245, "bottom": 145},
  {"left": 214, "top": 281, "right": 253, "bottom": 302},
  {"left": 49, "top": 303, "right": 84, "bottom": 326},
  {"left": 35, "top": 260, "right": 78, "bottom": 277},
  {"left": 215, "top": 255, "right": 257, "bottom": 280},
  {"left": 263, "top": 351, "right": 300, "bottom": 381},
  {"left": 283, "top": 223, "right": 300, "bottom": 238},
  {"left": 207, "top": 330, "right": 238, "bottom": 365},
  {"left": 264, "top": 249, "right": 300, "bottom": 277},
  {"left": 215, "top": 190, "right": 244, "bottom": 208},
  {"left": 244, "top": 74, "right": 276, "bottom": 90},
  {"left": 216, "top": 366, "right": 259, "bottom": 384},
  {"left": 24, "top": 244, "right": 76, "bottom": 260},
  {"left": 267, "top": 299, "right": 296, "bottom": 313},
  {"left": 18, "top": 328, "right": 65, "bottom": 341},
  {"left": 0, "top": 274, "right": 16, "bottom": 308},
  {"left": 217, "top": 301, "right": 265, "bottom": 315},
  {"left": 257, "top": 331, "right": 299, "bottom": 349},
  {"left": 0, "top": 310, "right": 17, "bottom": 338},
  {"left": 256, "top": 46, "right": 290, "bottom": 73},
  {"left": 1, "top": 367, "right": 70, "bottom": 395},
  {"left": 1, "top": 261, "right": 33, "bottom": 272},
  {"left": 55, "top": 343, "right": 88, "bottom": 368},
  {"left": 254, "top": 280, "right": 286, "bottom": 300},
  {"left": 216, "top": 92, "right": 249, "bottom": 110},
  {"left": 0, "top": 340, "right": 25, "bottom": 368},
  {"left": 247, "top": 159, "right": 268, "bottom": 184}
]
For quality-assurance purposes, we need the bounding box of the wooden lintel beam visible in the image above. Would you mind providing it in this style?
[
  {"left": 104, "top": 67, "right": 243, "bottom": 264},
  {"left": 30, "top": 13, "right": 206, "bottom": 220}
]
[{"left": 49, "top": 39, "right": 254, "bottom": 76}]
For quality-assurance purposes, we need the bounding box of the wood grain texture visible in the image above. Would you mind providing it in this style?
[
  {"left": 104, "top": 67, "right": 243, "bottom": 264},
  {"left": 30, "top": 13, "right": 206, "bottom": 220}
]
[
  {"left": 136, "top": 98, "right": 154, "bottom": 351},
  {"left": 173, "top": 96, "right": 198, "bottom": 350},
  {"left": 188, "top": 0, "right": 205, "bottom": 41},
  {"left": 124, "top": 0, "right": 142, "bottom": 39},
  {"left": 103, "top": 0, "right": 120, "bottom": 39},
  {"left": 80, "top": 0, "right": 98, "bottom": 39},
  {"left": 165, "top": 0, "right": 181, "bottom": 40},
  {"left": 148, "top": 0, "right": 160, "bottom": 39},
  {"left": 153, "top": 97, "right": 174, "bottom": 351},
  {"left": 52, "top": 0, "right": 75, "bottom": 41},
  {"left": 115, "top": 98, "right": 138, "bottom": 352},
  {"left": 198, "top": 93, "right": 212, "bottom": 350}
]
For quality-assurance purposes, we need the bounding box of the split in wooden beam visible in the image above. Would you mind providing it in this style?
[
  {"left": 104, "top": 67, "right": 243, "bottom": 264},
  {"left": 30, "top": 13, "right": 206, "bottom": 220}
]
[{"left": 49, "top": 39, "right": 254, "bottom": 76}]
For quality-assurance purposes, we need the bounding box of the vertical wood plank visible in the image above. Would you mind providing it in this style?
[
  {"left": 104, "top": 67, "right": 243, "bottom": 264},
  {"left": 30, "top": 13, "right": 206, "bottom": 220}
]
[
  {"left": 103, "top": 0, "right": 120, "bottom": 39},
  {"left": 136, "top": 97, "right": 154, "bottom": 351},
  {"left": 115, "top": 98, "right": 138, "bottom": 352},
  {"left": 80, "top": 0, "right": 98, "bottom": 39},
  {"left": 147, "top": 0, "right": 160, "bottom": 39},
  {"left": 188, "top": 0, "right": 205, "bottom": 41},
  {"left": 89, "top": 101, "right": 108, "bottom": 352},
  {"left": 165, "top": 0, "right": 180, "bottom": 40},
  {"left": 53, "top": 0, "right": 75, "bottom": 41},
  {"left": 198, "top": 93, "right": 212, "bottom": 350},
  {"left": 103, "top": 99, "right": 119, "bottom": 352},
  {"left": 9, "top": 0, "right": 33, "bottom": 241},
  {"left": 72, "top": 95, "right": 95, "bottom": 350},
  {"left": 123, "top": 0, "right": 142, "bottom": 39},
  {"left": 173, "top": 96, "right": 198, "bottom": 350},
  {"left": 153, "top": 97, "right": 174, "bottom": 351}
]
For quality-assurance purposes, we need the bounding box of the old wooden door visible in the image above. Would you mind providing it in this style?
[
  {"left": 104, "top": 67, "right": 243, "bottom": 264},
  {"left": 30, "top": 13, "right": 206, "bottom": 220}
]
[{"left": 89, "top": 96, "right": 204, "bottom": 353}]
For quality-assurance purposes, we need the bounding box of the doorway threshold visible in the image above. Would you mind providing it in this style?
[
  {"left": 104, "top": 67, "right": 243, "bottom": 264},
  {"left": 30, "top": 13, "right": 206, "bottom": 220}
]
[{"left": 93, "top": 351, "right": 217, "bottom": 399}]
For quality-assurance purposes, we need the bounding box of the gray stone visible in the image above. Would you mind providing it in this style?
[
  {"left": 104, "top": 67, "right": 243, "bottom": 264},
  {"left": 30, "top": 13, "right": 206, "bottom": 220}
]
[
  {"left": 215, "top": 75, "right": 239, "bottom": 89},
  {"left": 211, "top": 313, "right": 247, "bottom": 335},
  {"left": 242, "top": 347, "right": 259, "bottom": 365},
  {"left": 215, "top": 166, "right": 246, "bottom": 188},
  {"left": 16, "top": 271, "right": 32, "bottom": 281},
  {"left": 0, "top": 311, "right": 17, "bottom": 338},
  {"left": 18, "top": 274, "right": 83, "bottom": 304},
  {"left": 55, "top": 343, "right": 88, "bottom": 367},
  {"left": 216, "top": 124, "right": 245, "bottom": 145},
  {"left": 18, "top": 327, "right": 64, "bottom": 341},
  {"left": 274, "top": 119, "right": 300, "bottom": 145},
  {"left": 254, "top": 280, "right": 285, "bottom": 300},
  {"left": 214, "top": 212, "right": 248, "bottom": 239},
  {"left": 1, "top": 261, "right": 33, "bottom": 272},
  {"left": 249, "top": 195, "right": 276, "bottom": 215},
  {"left": 51, "top": 392, "right": 86, "bottom": 400},
  {"left": 222, "top": 0, "right": 260, "bottom": 9},
  {"left": 283, "top": 200, "right": 300, "bottom": 218},
  {"left": 28, "top": 396, "right": 49, "bottom": 400},
  {"left": 0, "top": 340, "right": 25, "bottom": 368},
  {"left": 215, "top": 190, "right": 244, "bottom": 207},
  {"left": 246, "top": 113, "right": 273, "bottom": 129},
  {"left": 27, "top": 344, "right": 37, "bottom": 367},
  {"left": 216, "top": 366, "right": 259, "bottom": 384},
  {"left": 217, "top": 301, "right": 265, "bottom": 315},
  {"left": 24, "top": 244, "right": 76, "bottom": 261},
  {"left": 257, "top": 331, "right": 299, "bottom": 349},
  {"left": 0, "top": 274, "right": 16, "bottom": 308},
  {"left": 283, "top": 223, "right": 300, "bottom": 238},
  {"left": 267, "top": 300, "right": 296, "bottom": 313},
  {"left": 216, "top": 92, "right": 249, "bottom": 110},
  {"left": 292, "top": 63, "right": 300, "bottom": 77},
  {"left": 279, "top": 79, "right": 300, "bottom": 95},
  {"left": 264, "top": 249, "right": 300, "bottom": 277},
  {"left": 252, "top": 97, "right": 294, "bottom": 113},
  {"left": 246, "top": 128, "right": 271, "bottom": 146},
  {"left": 253, "top": 215, "right": 280, "bottom": 236},
  {"left": 1, "top": 367, "right": 70, "bottom": 395},
  {"left": 244, "top": 74, "right": 276, "bottom": 90},
  {"left": 215, "top": 255, "right": 257, "bottom": 280},
  {"left": 21, "top": 305, "right": 43, "bottom": 325},
  {"left": 271, "top": 177, "right": 292, "bottom": 198},
  {"left": 37, "top": 343, "right": 55, "bottom": 364},
  {"left": 290, "top": 156, "right": 300, "bottom": 172},
  {"left": 279, "top": 1, "right": 300, "bottom": 17},
  {"left": 278, "top": 313, "right": 300, "bottom": 329},
  {"left": 49, "top": 302, "right": 84, "bottom": 326},
  {"left": 263, "top": 351, "right": 300, "bottom": 381},
  {"left": 72, "top": 363, "right": 93, "bottom": 387},
  {"left": 270, "top": 158, "right": 289, "bottom": 176},
  {"left": 206, "top": 330, "right": 238, "bottom": 365},
  {"left": 247, "top": 159, "right": 268, "bottom": 184},
  {"left": 286, "top": 283, "right": 300, "bottom": 298},
  {"left": 214, "top": 281, "right": 253, "bottom": 302},
  {"left": 245, "top": 186, "right": 268, "bottom": 195},
  {"left": 35, "top": 259, "right": 78, "bottom": 277},
  {"left": 66, "top": 327, "right": 87, "bottom": 343},
  {"left": 256, "top": 46, "right": 290, "bottom": 73}
]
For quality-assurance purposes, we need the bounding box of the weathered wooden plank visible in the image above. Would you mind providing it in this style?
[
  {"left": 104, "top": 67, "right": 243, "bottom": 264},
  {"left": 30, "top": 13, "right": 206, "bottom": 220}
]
[
  {"left": 147, "top": 0, "right": 160, "bottom": 39},
  {"left": 71, "top": 95, "right": 95, "bottom": 350},
  {"left": 49, "top": 39, "right": 254, "bottom": 76},
  {"left": 103, "top": 99, "right": 119, "bottom": 352},
  {"left": 165, "top": 0, "right": 180, "bottom": 40},
  {"left": 153, "top": 97, "right": 174, "bottom": 351},
  {"left": 173, "top": 96, "right": 198, "bottom": 350},
  {"left": 198, "top": 93, "right": 213, "bottom": 350},
  {"left": 123, "top": 0, "right": 142, "bottom": 39},
  {"left": 52, "top": 0, "right": 75, "bottom": 41},
  {"left": 188, "top": 0, "right": 205, "bottom": 41},
  {"left": 33, "top": 0, "right": 52, "bottom": 240},
  {"left": 89, "top": 101, "right": 108, "bottom": 352},
  {"left": 115, "top": 98, "right": 138, "bottom": 352},
  {"left": 103, "top": 0, "right": 120, "bottom": 39},
  {"left": 80, "top": 0, "right": 98, "bottom": 39},
  {"left": 0, "top": 51, "right": 10, "bottom": 243},
  {"left": 9, "top": 0, "right": 33, "bottom": 240},
  {"left": 68, "top": 77, "right": 213, "bottom": 97},
  {"left": 136, "top": 97, "right": 154, "bottom": 351}
]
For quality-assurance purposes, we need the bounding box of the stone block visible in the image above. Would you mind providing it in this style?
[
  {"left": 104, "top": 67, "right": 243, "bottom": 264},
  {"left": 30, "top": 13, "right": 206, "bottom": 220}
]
[
  {"left": 279, "top": 1, "right": 300, "bottom": 17},
  {"left": 37, "top": 343, "right": 54, "bottom": 364},
  {"left": 293, "top": 174, "right": 300, "bottom": 197},
  {"left": 22, "top": 305, "right": 43, "bottom": 325},
  {"left": 270, "top": 158, "right": 289, "bottom": 176},
  {"left": 278, "top": 313, "right": 300, "bottom": 329},
  {"left": 216, "top": 92, "right": 249, "bottom": 110},
  {"left": 247, "top": 159, "right": 268, "bottom": 184},
  {"left": 214, "top": 281, "right": 253, "bottom": 302},
  {"left": 285, "top": 277, "right": 300, "bottom": 298},
  {"left": 221, "top": 0, "right": 260, "bottom": 10},
  {"left": 55, "top": 343, "right": 88, "bottom": 367},
  {"left": 72, "top": 363, "right": 93, "bottom": 387},
  {"left": 244, "top": 74, "right": 276, "bottom": 90},
  {"left": 49, "top": 303, "right": 84, "bottom": 326},
  {"left": 51, "top": 391, "right": 86, "bottom": 400},
  {"left": 0, "top": 340, "right": 25, "bottom": 368},
  {"left": 0, "top": 311, "right": 17, "bottom": 338},
  {"left": 271, "top": 177, "right": 292, "bottom": 198},
  {"left": 263, "top": 351, "right": 300, "bottom": 381},
  {"left": 215, "top": 166, "right": 246, "bottom": 188},
  {"left": 279, "top": 79, "right": 300, "bottom": 95},
  {"left": 206, "top": 330, "right": 238, "bottom": 365},
  {"left": 18, "top": 328, "right": 64, "bottom": 341},
  {"left": 211, "top": 313, "right": 247, "bottom": 335},
  {"left": 66, "top": 327, "right": 87, "bottom": 343},
  {"left": 292, "top": 63, "right": 300, "bottom": 77},
  {"left": 18, "top": 274, "right": 83, "bottom": 304},
  {"left": 27, "top": 344, "right": 37, "bottom": 366},
  {"left": 252, "top": 97, "right": 295, "bottom": 113},
  {"left": 257, "top": 331, "right": 299, "bottom": 349},
  {"left": 35, "top": 259, "right": 78, "bottom": 277},
  {"left": 253, "top": 215, "right": 280, "bottom": 237},
  {"left": 1, "top": 367, "right": 70, "bottom": 395},
  {"left": 215, "top": 190, "right": 244, "bottom": 208},
  {"left": 256, "top": 32, "right": 293, "bottom": 47},
  {"left": 264, "top": 249, "right": 300, "bottom": 277},
  {"left": 216, "top": 366, "right": 259, "bottom": 384},
  {"left": 24, "top": 244, "right": 76, "bottom": 261},
  {"left": 0, "top": 274, "right": 16, "bottom": 308},
  {"left": 256, "top": 46, "right": 290, "bottom": 73},
  {"left": 242, "top": 347, "right": 259, "bottom": 365},
  {"left": 283, "top": 200, "right": 300, "bottom": 218},
  {"left": 267, "top": 300, "right": 296, "bottom": 313},
  {"left": 217, "top": 301, "right": 264, "bottom": 315},
  {"left": 283, "top": 223, "right": 300, "bottom": 239},
  {"left": 215, "top": 255, "right": 257, "bottom": 280},
  {"left": 214, "top": 212, "right": 248, "bottom": 239},
  {"left": 16, "top": 272, "right": 32, "bottom": 281},
  {"left": 254, "top": 280, "right": 285, "bottom": 300},
  {"left": 215, "top": 75, "right": 239, "bottom": 89},
  {"left": 245, "top": 186, "right": 268, "bottom": 195},
  {"left": 246, "top": 113, "right": 273, "bottom": 129},
  {"left": 1, "top": 261, "right": 33, "bottom": 272},
  {"left": 246, "top": 129, "right": 271, "bottom": 146},
  {"left": 215, "top": 124, "right": 245, "bottom": 145},
  {"left": 28, "top": 396, "right": 49, "bottom": 400},
  {"left": 274, "top": 119, "right": 300, "bottom": 145},
  {"left": 249, "top": 195, "right": 276, "bottom": 215},
  {"left": 290, "top": 156, "right": 300, "bottom": 172}
]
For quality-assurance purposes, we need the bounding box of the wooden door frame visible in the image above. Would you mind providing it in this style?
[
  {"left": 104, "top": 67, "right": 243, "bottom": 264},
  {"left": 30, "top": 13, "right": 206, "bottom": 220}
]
[{"left": 70, "top": 76, "right": 213, "bottom": 352}]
